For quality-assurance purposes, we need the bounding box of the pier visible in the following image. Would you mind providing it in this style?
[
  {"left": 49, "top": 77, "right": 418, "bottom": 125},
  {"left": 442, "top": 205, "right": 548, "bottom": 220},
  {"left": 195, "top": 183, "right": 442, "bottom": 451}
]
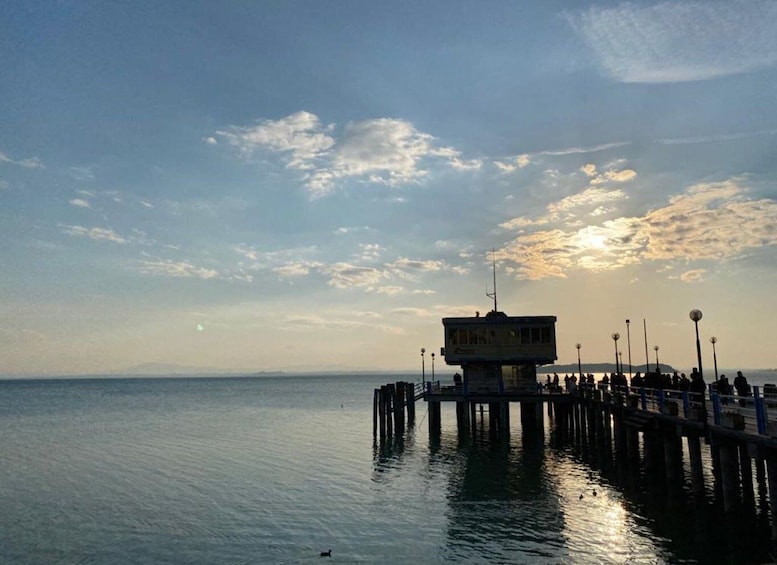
[
  {"left": 373, "top": 378, "right": 777, "bottom": 543},
  {"left": 372, "top": 303, "right": 777, "bottom": 548}
]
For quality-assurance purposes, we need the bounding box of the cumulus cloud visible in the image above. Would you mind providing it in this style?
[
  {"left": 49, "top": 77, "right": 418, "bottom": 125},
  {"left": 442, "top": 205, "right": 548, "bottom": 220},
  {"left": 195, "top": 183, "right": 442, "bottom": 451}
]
[
  {"left": 217, "top": 111, "right": 334, "bottom": 169},
  {"left": 214, "top": 112, "right": 478, "bottom": 197},
  {"left": 498, "top": 178, "right": 777, "bottom": 279},
  {"left": 569, "top": 1, "right": 777, "bottom": 83},
  {"left": 69, "top": 198, "right": 91, "bottom": 208}
]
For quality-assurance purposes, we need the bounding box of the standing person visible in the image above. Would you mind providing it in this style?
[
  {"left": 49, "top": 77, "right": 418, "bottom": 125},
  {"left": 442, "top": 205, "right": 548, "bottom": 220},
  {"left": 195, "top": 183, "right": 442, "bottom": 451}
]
[
  {"left": 717, "top": 374, "right": 731, "bottom": 405},
  {"left": 689, "top": 368, "right": 707, "bottom": 419},
  {"left": 734, "top": 371, "right": 751, "bottom": 407}
]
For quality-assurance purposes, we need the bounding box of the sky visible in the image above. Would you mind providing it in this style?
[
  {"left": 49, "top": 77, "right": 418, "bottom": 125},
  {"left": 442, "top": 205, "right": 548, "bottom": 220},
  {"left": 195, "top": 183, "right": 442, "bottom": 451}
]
[{"left": 2, "top": 0, "right": 777, "bottom": 376}]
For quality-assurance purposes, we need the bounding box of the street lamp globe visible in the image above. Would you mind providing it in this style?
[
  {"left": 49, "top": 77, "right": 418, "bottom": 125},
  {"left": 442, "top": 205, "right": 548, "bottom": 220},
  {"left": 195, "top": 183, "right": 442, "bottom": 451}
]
[{"left": 689, "top": 309, "right": 703, "bottom": 322}]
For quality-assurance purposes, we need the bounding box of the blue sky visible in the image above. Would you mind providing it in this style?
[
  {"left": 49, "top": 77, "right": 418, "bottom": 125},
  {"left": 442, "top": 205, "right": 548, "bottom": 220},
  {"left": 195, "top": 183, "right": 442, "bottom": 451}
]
[{"left": 2, "top": 0, "right": 777, "bottom": 375}]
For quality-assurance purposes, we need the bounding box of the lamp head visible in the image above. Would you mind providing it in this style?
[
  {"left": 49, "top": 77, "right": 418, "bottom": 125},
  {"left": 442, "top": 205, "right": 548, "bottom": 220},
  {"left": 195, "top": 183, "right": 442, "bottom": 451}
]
[
  {"left": 689, "top": 309, "right": 703, "bottom": 322},
  {"left": 611, "top": 332, "right": 620, "bottom": 341},
  {"left": 710, "top": 336, "right": 717, "bottom": 344}
]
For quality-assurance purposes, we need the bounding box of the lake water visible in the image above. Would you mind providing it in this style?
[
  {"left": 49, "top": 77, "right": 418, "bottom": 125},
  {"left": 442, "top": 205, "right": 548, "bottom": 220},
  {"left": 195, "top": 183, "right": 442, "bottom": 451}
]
[{"left": 1, "top": 374, "right": 774, "bottom": 564}]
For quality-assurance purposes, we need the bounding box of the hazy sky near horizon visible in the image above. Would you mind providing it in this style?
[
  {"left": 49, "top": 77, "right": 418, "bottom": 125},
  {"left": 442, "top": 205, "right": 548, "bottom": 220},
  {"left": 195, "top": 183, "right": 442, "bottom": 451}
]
[{"left": 2, "top": 1, "right": 777, "bottom": 375}]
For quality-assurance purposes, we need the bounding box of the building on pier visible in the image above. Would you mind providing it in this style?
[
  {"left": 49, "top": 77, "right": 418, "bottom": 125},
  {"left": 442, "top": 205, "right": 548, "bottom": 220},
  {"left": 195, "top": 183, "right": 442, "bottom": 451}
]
[{"left": 441, "top": 309, "right": 557, "bottom": 395}]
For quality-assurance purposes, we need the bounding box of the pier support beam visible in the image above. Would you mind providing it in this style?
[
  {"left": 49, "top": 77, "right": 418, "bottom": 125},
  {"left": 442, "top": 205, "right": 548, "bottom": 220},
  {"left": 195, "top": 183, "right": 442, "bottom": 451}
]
[
  {"left": 687, "top": 434, "right": 706, "bottom": 497},
  {"left": 456, "top": 400, "right": 469, "bottom": 433},
  {"left": 718, "top": 440, "right": 741, "bottom": 513},
  {"left": 428, "top": 400, "right": 441, "bottom": 438}
]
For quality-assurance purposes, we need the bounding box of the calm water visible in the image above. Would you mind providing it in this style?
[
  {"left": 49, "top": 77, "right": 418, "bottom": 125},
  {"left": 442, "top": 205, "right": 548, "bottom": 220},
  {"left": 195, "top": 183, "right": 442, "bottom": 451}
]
[{"left": 0, "top": 374, "right": 773, "bottom": 564}]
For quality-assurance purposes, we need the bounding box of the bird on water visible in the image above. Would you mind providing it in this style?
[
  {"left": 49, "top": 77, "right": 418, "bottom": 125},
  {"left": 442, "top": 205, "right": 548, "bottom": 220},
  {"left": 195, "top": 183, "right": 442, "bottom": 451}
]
[{"left": 320, "top": 549, "right": 332, "bottom": 557}]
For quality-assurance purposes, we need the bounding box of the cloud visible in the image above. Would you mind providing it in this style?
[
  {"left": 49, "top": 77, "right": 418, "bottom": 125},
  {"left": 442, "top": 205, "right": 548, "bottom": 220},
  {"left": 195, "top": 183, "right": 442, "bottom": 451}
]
[
  {"left": 282, "top": 313, "right": 405, "bottom": 335},
  {"left": 69, "top": 198, "right": 91, "bottom": 208},
  {"left": 215, "top": 112, "right": 478, "bottom": 197},
  {"left": 0, "top": 150, "right": 44, "bottom": 169},
  {"left": 272, "top": 262, "right": 318, "bottom": 277},
  {"left": 498, "top": 178, "right": 777, "bottom": 279},
  {"left": 500, "top": 186, "right": 628, "bottom": 229},
  {"left": 389, "top": 257, "right": 445, "bottom": 273},
  {"left": 569, "top": 1, "right": 777, "bottom": 83},
  {"left": 320, "top": 262, "right": 386, "bottom": 290},
  {"left": 61, "top": 224, "right": 127, "bottom": 244},
  {"left": 536, "top": 141, "right": 631, "bottom": 157},
  {"left": 680, "top": 269, "right": 706, "bottom": 283},
  {"left": 217, "top": 111, "right": 334, "bottom": 169},
  {"left": 68, "top": 166, "right": 96, "bottom": 181},
  {"left": 137, "top": 259, "right": 219, "bottom": 279}
]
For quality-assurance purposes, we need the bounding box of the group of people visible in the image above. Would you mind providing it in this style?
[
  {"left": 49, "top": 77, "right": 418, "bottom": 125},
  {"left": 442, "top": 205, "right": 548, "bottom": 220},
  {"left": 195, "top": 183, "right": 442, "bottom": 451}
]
[{"left": 548, "top": 368, "right": 752, "bottom": 405}]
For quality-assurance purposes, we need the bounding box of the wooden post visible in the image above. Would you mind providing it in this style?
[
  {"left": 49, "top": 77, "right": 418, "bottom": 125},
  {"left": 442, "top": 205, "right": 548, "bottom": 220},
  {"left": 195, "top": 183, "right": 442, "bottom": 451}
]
[
  {"left": 687, "top": 434, "right": 705, "bottom": 496},
  {"left": 406, "top": 382, "right": 416, "bottom": 425},
  {"left": 384, "top": 385, "right": 393, "bottom": 438},
  {"left": 378, "top": 386, "right": 386, "bottom": 439},
  {"left": 428, "top": 401, "right": 441, "bottom": 437},
  {"left": 393, "top": 381, "right": 404, "bottom": 434},
  {"left": 373, "top": 388, "right": 379, "bottom": 437},
  {"left": 662, "top": 426, "right": 682, "bottom": 486},
  {"left": 456, "top": 400, "right": 469, "bottom": 432},
  {"left": 718, "top": 440, "right": 740, "bottom": 513}
]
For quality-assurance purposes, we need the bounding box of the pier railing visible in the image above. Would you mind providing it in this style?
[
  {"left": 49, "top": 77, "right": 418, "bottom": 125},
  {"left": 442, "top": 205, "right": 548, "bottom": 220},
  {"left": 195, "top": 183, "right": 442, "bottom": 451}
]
[{"left": 577, "top": 382, "right": 774, "bottom": 437}]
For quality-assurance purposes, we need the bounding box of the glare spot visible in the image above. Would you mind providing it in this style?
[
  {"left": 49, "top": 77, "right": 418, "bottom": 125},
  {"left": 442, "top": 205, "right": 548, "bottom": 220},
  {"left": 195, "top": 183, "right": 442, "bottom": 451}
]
[{"left": 197, "top": 324, "right": 204, "bottom": 332}]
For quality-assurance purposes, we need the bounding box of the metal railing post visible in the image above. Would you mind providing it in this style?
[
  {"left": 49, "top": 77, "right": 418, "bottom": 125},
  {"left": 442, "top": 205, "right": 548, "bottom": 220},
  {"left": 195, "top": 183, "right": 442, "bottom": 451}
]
[
  {"left": 754, "top": 386, "right": 766, "bottom": 435},
  {"left": 711, "top": 393, "right": 721, "bottom": 426}
]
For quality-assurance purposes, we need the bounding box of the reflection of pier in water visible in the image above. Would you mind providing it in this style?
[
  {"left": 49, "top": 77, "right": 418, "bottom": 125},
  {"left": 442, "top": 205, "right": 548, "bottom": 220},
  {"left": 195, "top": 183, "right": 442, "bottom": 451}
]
[{"left": 373, "top": 397, "right": 775, "bottom": 563}]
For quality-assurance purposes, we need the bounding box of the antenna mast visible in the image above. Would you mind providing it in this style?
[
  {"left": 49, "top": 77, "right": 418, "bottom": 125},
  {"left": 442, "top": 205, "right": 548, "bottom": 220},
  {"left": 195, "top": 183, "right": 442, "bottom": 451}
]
[{"left": 485, "top": 249, "right": 497, "bottom": 312}]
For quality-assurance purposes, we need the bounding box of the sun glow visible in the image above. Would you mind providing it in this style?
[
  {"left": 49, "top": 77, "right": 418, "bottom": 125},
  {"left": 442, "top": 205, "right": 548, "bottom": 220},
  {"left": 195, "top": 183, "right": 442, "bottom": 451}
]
[{"left": 576, "top": 228, "right": 608, "bottom": 251}]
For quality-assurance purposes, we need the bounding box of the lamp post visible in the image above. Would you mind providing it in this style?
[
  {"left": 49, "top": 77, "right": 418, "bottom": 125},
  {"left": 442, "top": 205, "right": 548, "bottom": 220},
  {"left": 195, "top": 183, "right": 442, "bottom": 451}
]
[
  {"left": 619, "top": 352, "right": 623, "bottom": 375},
  {"left": 626, "top": 319, "right": 633, "bottom": 378},
  {"left": 654, "top": 345, "right": 660, "bottom": 372},
  {"left": 611, "top": 333, "right": 620, "bottom": 375},
  {"left": 431, "top": 352, "right": 435, "bottom": 382},
  {"left": 689, "top": 309, "right": 704, "bottom": 379},
  {"left": 575, "top": 343, "right": 582, "bottom": 379},
  {"left": 421, "top": 347, "right": 426, "bottom": 385},
  {"left": 710, "top": 337, "right": 719, "bottom": 382}
]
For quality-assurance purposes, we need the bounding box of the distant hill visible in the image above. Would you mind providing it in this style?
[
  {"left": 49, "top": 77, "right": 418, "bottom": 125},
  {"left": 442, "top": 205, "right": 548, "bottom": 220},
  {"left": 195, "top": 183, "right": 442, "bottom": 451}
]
[{"left": 538, "top": 362, "right": 676, "bottom": 374}]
